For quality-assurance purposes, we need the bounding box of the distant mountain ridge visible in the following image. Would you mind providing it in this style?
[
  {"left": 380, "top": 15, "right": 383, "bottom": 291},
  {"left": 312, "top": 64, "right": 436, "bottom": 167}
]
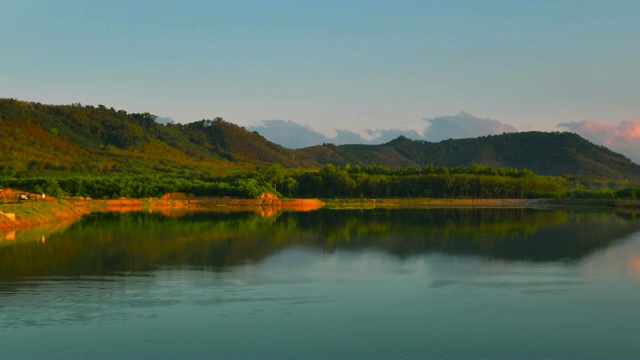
[
  {"left": 295, "top": 132, "right": 640, "bottom": 179},
  {"left": 1, "top": 98, "right": 639, "bottom": 180}
]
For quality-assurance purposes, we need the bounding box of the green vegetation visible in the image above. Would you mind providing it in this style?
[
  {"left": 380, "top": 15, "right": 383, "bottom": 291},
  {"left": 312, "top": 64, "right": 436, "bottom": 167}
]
[
  {"left": 303, "top": 133, "right": 640, "bottom": 180},
  {"left": 0, "top": 98, "right": 296, "bottom": 178},
  {"left": 0, "top": 175, "right": 274, "bottom": 199},
  {"left": 2, "top": 98, "right": 640, "bottom": 200},
  {"left": 0, "top": 199, "right": 88, "bottom": 228},
  {"left": 295, "top": 163, "right": 566, "bottom": 199},
  {"left": 2, "top": 163, "right": 639, "bottom": 201}
]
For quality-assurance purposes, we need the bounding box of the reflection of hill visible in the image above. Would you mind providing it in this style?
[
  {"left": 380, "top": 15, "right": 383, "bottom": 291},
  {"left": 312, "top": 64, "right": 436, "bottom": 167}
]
[
  {"left": 1, "top": 209, "right": 639, "bottom": 280},
  {"left": 303, "top": 209, "right": 639, "bottom": 261},
  {"left": 0, "top": 218, "right": 79, "bottom": 243}
]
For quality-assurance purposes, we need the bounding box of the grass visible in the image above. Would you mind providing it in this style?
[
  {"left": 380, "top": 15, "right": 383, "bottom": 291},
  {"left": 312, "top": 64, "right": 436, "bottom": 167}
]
[{"left": 0, "top": 199, "right": 91, "bottom": 229}]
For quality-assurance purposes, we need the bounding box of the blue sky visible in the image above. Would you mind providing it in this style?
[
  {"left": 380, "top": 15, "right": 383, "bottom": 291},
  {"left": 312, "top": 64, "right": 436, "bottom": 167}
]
[{"left": 3, "top": 1, "right": 640, "bottom": 158}]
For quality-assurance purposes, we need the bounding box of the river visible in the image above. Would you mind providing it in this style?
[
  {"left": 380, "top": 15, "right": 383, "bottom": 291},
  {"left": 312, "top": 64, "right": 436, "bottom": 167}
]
[{"left": 1, "top": 208, "right": 639, "bottom": 359}]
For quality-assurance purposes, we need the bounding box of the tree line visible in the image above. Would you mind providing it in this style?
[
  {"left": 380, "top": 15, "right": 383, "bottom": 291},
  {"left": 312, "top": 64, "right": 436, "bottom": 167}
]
[
  {"left": 0, "top": 175, "right": 272, "bottom": 199},
  {"left": 2, "top": 163, "right": 638, "bottom": 200}
]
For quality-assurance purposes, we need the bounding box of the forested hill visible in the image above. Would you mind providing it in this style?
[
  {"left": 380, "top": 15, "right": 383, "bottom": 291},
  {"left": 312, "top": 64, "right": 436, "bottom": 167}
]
[
  {"left": 0, "top": 99, "right": 306, "bottom": 177},
  {"left": 2, "top": 98, "right": 640, "bottom": 180},
  {"left": 296, "top": 132, "right": 640, "bottom": 179}
]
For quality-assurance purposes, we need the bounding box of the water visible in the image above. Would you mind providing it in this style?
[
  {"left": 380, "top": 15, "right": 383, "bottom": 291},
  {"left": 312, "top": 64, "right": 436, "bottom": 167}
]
[{"left": 1, "top": 208, "right": 640, "bottom": 359}]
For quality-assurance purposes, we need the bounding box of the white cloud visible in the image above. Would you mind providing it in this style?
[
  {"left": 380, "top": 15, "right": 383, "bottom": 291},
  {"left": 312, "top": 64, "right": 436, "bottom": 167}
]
[
  {"left": 423, "top": 111, "right": 517, "bottom": 142},
  {"left": 247, "top": 120, "right": 424, "bottom": 148},
  {"left": 364, "top": 128, "right": 424, "bottom": 143},
  {"left": 247, "top": 120, "right": 328, "bottom": 148},
  {"left": 248, "top": 112, "right": 519, "bottom": 149}
]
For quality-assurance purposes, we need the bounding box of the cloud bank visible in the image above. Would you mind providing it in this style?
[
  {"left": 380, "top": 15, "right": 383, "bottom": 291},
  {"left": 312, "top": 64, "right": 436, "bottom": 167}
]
[
  {"left": 246, "top": 115, "right": 640, "bottom": 165},
  {"left": 558, "top": 120, "right": 640, "bottom": 163},
  {"left": 423, "top": 111, "right": 517, "bottom": 142},
  {"left": 248, "top": 112, "right": 518, "bottom": 148},
  {"left": 247, "top": 120, "right": 328, "bottom": 148},
  {"left": 247, "top": 120, "right": 422, "bottom": 149}
]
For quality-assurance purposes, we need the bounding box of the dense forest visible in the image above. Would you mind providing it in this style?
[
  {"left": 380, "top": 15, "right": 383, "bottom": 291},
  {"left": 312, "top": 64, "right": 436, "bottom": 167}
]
[
  {"left": 301, "top": 132, "right": 640, "bottom": 180},
  {"left": 1, "top": 163, "right": 637, "bottom": 200},
  {"left": 1, "top": 98, "right": 640, "bottom": 200},
  {"left": 0, "top": 98, "right": 306, "bottom": 178}
]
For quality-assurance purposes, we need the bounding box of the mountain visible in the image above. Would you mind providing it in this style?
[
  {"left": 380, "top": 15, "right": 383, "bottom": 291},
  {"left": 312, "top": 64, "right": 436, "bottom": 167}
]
[
  {"left": 0, "top": 99, "right": 305, "bottom": 177},
  {"left": 295, "top": 133, "right": 640, "bottom": 179},
  {"left": 1, "top": 98, "right": 640, "bottom": 180}
]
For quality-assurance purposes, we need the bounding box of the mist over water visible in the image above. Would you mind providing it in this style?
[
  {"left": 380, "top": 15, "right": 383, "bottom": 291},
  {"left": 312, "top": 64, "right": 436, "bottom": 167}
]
[{"left": 1, "top": 208, "right": 640, "bottom": 359}]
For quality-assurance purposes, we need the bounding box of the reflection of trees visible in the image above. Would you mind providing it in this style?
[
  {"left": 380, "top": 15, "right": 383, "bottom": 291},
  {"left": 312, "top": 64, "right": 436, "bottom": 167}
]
[
  {"left": 295, "top": 209, "right": 640, "bottom": 262},
  {"left": 1, "top": 209, "right": 639, "bottom": 280}
]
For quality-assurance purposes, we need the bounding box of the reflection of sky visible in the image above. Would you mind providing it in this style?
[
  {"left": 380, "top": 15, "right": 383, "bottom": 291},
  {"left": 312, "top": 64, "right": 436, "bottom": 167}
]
[
  {"left": 260, "top": 231, "right": 640, "bottom": 298},
  {"left": 580, "top": 230, "right": 640, "bottom": 278},
  {"left": 630, "top": 255, "right": 640, "bottom": 275},
  {"left": 260, "top": 247, "right": 432, "bottom": 288},
  {"left": 3, "top": 236, "right": 640, "bottom": 358}
]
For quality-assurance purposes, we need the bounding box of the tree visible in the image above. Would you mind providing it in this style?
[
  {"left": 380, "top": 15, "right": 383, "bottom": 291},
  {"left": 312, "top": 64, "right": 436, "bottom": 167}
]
[{"left": 257, "top": 163, "right": 285, "bottom": 193}]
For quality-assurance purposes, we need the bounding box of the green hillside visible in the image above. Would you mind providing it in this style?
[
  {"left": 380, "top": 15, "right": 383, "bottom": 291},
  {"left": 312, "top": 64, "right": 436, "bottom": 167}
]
[
  {"left": 2, "top": 98, "right": 640, "bottom": 182},
  {"left": 296, "top": 133, "right": 640, "bottom": 180},
  {"left": 0, "top": 99, "right": 302, "bottom": 178}
]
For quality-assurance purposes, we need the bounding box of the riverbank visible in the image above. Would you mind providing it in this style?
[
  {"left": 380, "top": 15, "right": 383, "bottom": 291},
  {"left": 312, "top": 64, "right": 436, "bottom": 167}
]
[
  {"left": 0, "top": 198, "right": 91, "bottom": 230},
  {"left": 323, "top": 198, "right": 538, "bottom": 209},
  {"left": 323, "top": 197, "right": 640, "bottom": 210},
  {"left": 4, "top": 189, "right": 640, "bottom": 230},
  {"left": 0, "top": 191, "right": 326, "bottom": 230}
]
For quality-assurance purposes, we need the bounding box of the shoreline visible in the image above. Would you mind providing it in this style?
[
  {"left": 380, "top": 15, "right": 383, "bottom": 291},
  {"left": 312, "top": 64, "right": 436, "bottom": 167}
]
[
  {"left": 0, "top": 195, "right": 326, "bottom": 230},
  {"left": 323, "top": 198, "right": 538, "bottom": 209},
  {"left": 323, "top": 198, "right": 640, "bottom": 212},
  {"left": 3, "top": 192, "right": 640, "bottom": 231}
]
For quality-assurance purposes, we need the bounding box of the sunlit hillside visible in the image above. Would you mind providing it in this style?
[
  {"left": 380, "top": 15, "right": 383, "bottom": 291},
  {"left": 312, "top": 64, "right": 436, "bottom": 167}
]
[
  {"left": 0, "top": 99, "right": 303, "bottom": 178},
  {"left": 2, "top": 98, "right": 640, "bottom": 181}
]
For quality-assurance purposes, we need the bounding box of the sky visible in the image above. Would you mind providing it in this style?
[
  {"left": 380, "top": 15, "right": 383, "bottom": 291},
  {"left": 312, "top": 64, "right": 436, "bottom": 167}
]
[{"left": 2, "top": 0, "right": 640, "bottom": 161}]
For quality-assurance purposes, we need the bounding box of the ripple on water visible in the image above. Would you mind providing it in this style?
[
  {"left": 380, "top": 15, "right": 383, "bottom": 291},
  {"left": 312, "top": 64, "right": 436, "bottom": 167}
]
[
  {"left": 356, "top": 328, "right": 522, "bottom": 359},
  {"left": 429, "top": 279, "right": 458, "bottom": 288},
  {"left": 475, "top": 278, "right": 584, "bottom": 292},
  {"left": 0, "top": 339, "right": 23, "bottom": 360},
  {"left": 0, "top": 276, "right": 168, "bottom": 329},
  {"left": 369, "top": 333, "right": 461, "bottom": 360}
]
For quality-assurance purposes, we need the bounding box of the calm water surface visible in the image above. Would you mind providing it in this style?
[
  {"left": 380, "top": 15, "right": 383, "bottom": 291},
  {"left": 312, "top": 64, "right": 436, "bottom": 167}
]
[{"left": 1, "top": 208, "right": 640, "bottom": 359}]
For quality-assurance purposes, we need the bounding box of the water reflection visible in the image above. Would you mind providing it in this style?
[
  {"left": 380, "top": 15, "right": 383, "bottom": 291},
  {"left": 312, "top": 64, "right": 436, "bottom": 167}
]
[
  {"left": 1, "top": 208, "right": 640, "bottom": 281},
  {"left": 630, "top": 255, "right": 640, "bottom": 274},
  {"left": 2, "top": 208, "right": 640, "bottom": 359}
]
